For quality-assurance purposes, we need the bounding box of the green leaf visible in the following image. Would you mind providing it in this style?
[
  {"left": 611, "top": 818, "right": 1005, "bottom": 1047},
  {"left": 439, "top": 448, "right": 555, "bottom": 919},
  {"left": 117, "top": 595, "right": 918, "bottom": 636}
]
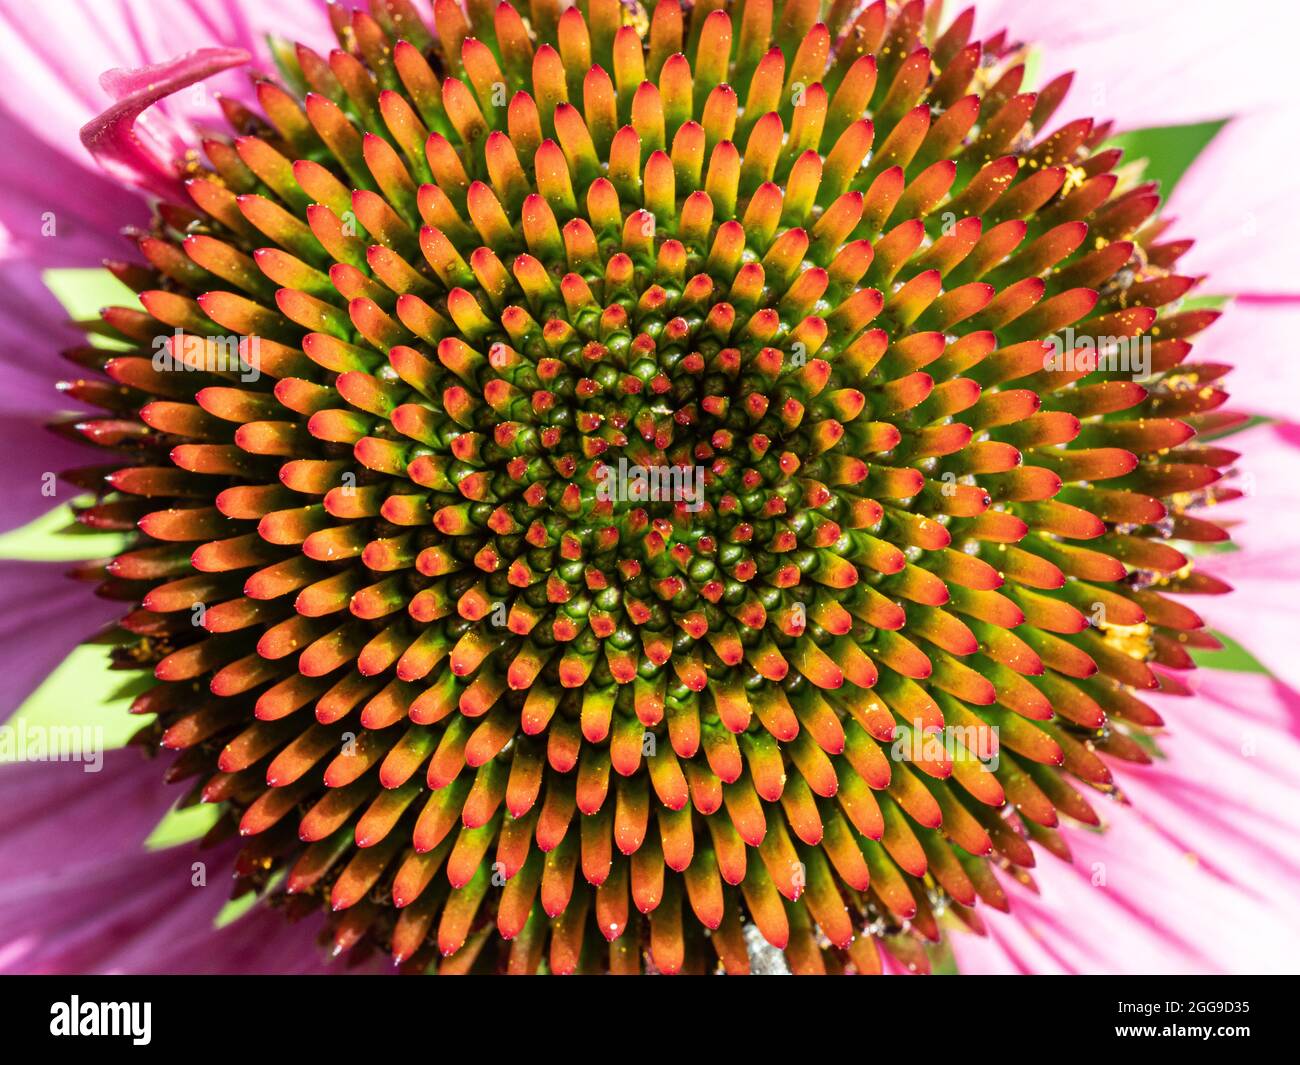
[
  {"left": 1, "top": 643, "right": 141, "bottom": 764},
  {"left": 1191, "top": 631, "right": 1271, "bottom": 674},
  {"left": 146, "top": 803, "right": 222, "bottom": 851},
  {"left": 0, "top": 502, "right": 128, "bottom": 562},
  {"left": 214, "top": 894, "right": 262, "bottom": 929},
  {"left": 42, "top": 267, "right": 136, "bottom": 323},
  {"left": 1102, "top": 120, "right": 1226, "bottom": 198}
]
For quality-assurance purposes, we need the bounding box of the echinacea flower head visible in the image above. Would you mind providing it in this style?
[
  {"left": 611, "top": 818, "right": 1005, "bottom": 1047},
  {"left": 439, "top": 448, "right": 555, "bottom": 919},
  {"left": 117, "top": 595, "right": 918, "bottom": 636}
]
[{"left": 45, "top": 0, "right": 1238, "bottom": 974}]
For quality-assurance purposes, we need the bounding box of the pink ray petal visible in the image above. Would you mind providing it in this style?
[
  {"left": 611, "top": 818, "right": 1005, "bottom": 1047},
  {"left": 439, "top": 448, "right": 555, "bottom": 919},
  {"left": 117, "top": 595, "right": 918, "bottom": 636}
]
[
  {"left": 1, "top": 0, "right": 333, "bottom": 162},
  {"left": 0, "top": 751, "right": 381, "bottom": 974},
  {"left": 0, "top": 0, "right": 334, "bottom": 260},
  {"left": 0, "top": 105, "right": 147, "bottom": 265},
  {"left": 80, "top": 47, "right": 251, "bottom": 203},
  {"left": 970, "top": 1, "right": 1300, "bottom": 130},
  {"left": 1166, "top": 112, "right": 1300, "bottom": 297},
  {"left": 0, "top": 262, "right": 123, "bottom": 532},
  {"left": 0, "top": 562, "right": 122, "bottom": 716},
  {"left": 1196, "top": 298, "right": 1300, "bottom": 426},
  {"left": 953, "top": 668, "right": 1300, "bottom": 974},
  {"left": 1190, "top": 421, "right": 1300, "bottom": 692}
]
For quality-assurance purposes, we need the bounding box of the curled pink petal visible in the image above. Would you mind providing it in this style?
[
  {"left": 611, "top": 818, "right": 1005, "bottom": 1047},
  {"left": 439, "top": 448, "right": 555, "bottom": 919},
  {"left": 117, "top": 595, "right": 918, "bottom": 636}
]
[
  {"left": 1, "top": 0, "right": 334, "bottom": 168},
  {"left": 78, "top": 46, "right": 249, "bottom": 203}
]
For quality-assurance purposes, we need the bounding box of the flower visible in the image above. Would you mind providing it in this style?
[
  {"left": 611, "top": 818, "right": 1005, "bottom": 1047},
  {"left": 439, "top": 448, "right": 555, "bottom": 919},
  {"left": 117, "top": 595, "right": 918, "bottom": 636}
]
[{"left": 2, "top": 0, "right": 1297, "bottom": 975}]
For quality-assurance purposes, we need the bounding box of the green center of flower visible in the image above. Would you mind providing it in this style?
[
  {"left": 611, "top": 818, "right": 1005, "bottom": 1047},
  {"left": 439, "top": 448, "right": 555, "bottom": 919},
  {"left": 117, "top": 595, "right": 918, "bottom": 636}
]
[{"left": 62, "top": 0, "right": 1231, "bottom": 974}]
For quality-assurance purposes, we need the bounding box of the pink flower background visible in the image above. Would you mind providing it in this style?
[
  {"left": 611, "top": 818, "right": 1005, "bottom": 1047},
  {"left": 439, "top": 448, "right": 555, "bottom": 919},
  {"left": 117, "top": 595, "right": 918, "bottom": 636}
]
[{"left": 1, "top": 0, "right": 1298, "bottom": 974}]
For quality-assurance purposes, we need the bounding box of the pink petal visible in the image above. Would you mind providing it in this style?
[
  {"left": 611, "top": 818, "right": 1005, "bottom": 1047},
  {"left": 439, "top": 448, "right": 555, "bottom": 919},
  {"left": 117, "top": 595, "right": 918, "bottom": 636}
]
[
  {"left": 0, "top": 261, "right": 99, "bottom": 403},
  {"left": 0, "top": 751, "right": 379, "bottom": 974},
  {"left": 80, "top": 47, "right": 251, "bottom": 203},
  {"left": 970, "top": 1, "right": 1300, "bottom": 130},
  {"left": 0, "top": 105, "right": 147, "bottom": 265},
  {"left": 1161, "top": 291, "right": 1300, "bottom": 429},
  {"left": 1166, "top": 112, "right": 1300, "bottom": 297},
  {"left": 1197, "top": 298, "right": 1300, "bottom": 423},
  {"left": 953, "top": 668, "right": 1300, "bottom": 973},
  {"left": 0, "top": 262, "right": 118, "bottom": 532},
  {"left": 1127, "top": 672, "right": 1300, "bottom": 913},
  {"left": 1, "top": 0, "right": 333, "bottom": 162},
  {"left": 1189, "top": 422, "right": 1300, "bottom": 691},
  {"left": 0, "top": 749, "right": 165, "bottom": 868},
  {"left": 0, "top": 562, "right": 122, "bottom": 715},
  {"left": 0, "top": 0, "right": 334, "bottom": 246},
  {"left": 0, "top": 416, "right": 106, "bottom": 534}
]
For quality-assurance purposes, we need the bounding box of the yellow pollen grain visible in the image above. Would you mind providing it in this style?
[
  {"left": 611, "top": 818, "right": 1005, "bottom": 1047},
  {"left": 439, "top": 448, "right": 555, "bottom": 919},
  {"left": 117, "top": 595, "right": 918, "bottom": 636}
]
[{"left": 1099, "top": 621, "right": 1154, "bottom": 660}]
